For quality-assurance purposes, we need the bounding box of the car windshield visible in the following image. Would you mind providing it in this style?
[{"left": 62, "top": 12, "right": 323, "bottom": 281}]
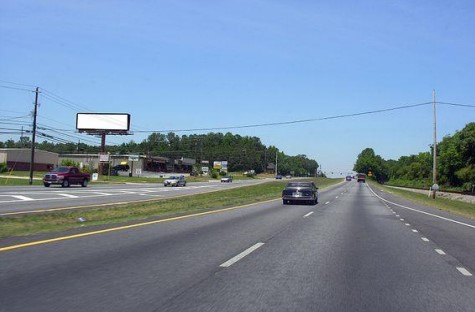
[{"left": 52, "top": 167, "right": 69, "bottom": 173}]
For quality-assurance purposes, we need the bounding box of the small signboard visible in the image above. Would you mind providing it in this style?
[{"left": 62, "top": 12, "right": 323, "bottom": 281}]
[
  {"left": 128, "top": 155, "right": 139, "bottom": 162},
  {"left": 99, "top": 153, "right": 110, "bottom": 162}
]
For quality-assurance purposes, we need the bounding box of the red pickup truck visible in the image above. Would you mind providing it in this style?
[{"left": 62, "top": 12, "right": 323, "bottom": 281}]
[{"left": 43, "top": 166, "right": 90, "bottom": 187}]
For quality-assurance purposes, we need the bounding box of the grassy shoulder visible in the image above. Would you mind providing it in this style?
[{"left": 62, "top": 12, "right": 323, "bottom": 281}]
[
  {"left": 0, "top": 177, "right": 341, "bottom": 239},
  {"left": 374, "top": 182, "right": 475, "bottom": 220},
  {"left": 384, "top": 178, "right": 466, "bottom": 193}
]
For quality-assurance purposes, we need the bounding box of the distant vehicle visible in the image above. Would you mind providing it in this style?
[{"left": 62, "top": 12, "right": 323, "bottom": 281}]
[
  {"left": 282, "top": 181, "right": 319, "bottom": 205},
  {"left": 275, "top": 175, "right": 283, "bottom": 179},
  {"left": 163, "top": 175, "right": 187, "bottom": 187},
  {"left": 112, "top": 164, "right": 130, "bottom": 171},
  {"left": 43, "top": 166, "right": 90, "bottom": 187},
  {"left": 346, "top": 175, "right": 352, "bottom": 181},
  {"left": 221, "top": 175, "right": 233, "bottom": 182},
  {"left": 285, "top": 175, "right": 292, "bottom": 179},
  {"left": 357, "top": 173, "right": 366, "bottom": 183}
]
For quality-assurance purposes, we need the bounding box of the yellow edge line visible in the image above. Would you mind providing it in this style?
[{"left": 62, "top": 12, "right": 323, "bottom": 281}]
[{"left": 0, "top": 198, "right": 280, "bottom": 252}]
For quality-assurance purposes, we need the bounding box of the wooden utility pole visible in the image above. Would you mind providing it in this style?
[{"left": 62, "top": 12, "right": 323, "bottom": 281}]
[{"left": 29, "top": 87, "right": 39, "bottom": 185}]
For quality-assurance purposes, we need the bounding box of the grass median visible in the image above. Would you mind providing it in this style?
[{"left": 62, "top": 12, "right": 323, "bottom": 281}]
[
  {"left": 0, "top": 177, "right": 341, "bottom": 239},
  {"left": 375, "top": 183, "right": 475, "bottom": 220}
]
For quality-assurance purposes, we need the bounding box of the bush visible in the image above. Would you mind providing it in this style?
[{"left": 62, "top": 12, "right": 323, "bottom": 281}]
[
  {"left": 219, "top": 171, "right": 227, "bottom": 176},
  {"left": 0, "top": 162, "right": 7, "bottom": 173},
  {"left": 61, "top": 159, "right": 80, "bottom": 167},
  {"left": 211, "top": 171, "right": 218, "bottom": 179}
]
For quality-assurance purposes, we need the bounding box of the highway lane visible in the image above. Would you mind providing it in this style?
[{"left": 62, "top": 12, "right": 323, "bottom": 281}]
[
  {"left": 0, "top": 182, "right": 474, "bottom": 311},
  {"left": 0, "top": 179, "right": 270, "bottom": 215},
  {"left": 369, "top": 184, "right": 475, "bottom": 276}
]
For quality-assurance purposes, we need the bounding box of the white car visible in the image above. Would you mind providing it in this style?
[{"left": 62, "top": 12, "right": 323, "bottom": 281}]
[
  {"left": 221, "top": 176, "right": 233, "bottom": 182},
  {"left": 164, "top": 175, "right": 187, "bottom": 187}
]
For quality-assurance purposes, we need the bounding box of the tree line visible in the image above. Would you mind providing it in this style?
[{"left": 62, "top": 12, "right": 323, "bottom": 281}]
[
  {"left": 0, "top": 132, "right": 319, "bottom": 176},
  {"left": 353, "top": 122, "right": 475, "bottom": 191}
]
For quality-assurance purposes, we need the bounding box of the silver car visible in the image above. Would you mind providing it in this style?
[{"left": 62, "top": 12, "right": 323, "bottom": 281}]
[{"left": 164, "top": 175, "right": 187, "bottom": 187}]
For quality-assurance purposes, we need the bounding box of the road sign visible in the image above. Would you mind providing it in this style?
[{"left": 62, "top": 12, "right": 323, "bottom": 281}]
[{"left": 128, "top": 155, "right": 139, "bottom": 161}]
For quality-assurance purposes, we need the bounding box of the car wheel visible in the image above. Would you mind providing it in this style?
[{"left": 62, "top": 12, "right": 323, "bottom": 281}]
[
  {"left": 283, "top": 200, "right": 287, "bottom": 205},
  {"left": 44, "top": 183, "right": 50, "bottom": 187},
  {"left": 81, "top": 179, "right": 88, "bottom": 187},
  {"left": 61, "top": 179, "right": 70, "bottom": 187}
]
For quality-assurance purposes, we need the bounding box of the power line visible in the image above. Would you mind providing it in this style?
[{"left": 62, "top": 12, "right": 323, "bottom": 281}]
[
  {"left": 439, "top": 102, "right": 475, "bottom": 108},
  {"left": 0, "top": 79, "right": 37, "bottom": 88},
  {"left": 0, "top": 85, "right": 35, "bottom": 92},
  {"left": 134, "top": 102, "right": 434, "bottom": 133}
]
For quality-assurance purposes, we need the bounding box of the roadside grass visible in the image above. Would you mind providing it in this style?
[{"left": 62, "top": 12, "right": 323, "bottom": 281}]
[
  {"left": 0, "top": 177, "right": 341, "bottom": 239},
  {"left": 384, "top": 179, "right": 465, "bottom": 193},
  {"left": 376, "top": 183, "right": 475, "bottom": 220}
]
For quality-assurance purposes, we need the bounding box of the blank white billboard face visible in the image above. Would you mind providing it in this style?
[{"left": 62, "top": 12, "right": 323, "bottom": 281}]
[{"left": 76, "top": 113, "right": 130, "bottom": 131}]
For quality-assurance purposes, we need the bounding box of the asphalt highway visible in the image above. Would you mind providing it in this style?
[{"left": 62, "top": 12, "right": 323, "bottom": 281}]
[
  {"left": 0, "top": 179, "right": 268, "bottom": 215},
  {"left": 0, "top": 181, "right": 474, "bottom": 311}
]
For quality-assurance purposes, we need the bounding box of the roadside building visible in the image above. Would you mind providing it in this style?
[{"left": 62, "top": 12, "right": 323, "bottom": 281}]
[{"left": 0, "top": 148, "right": 58, "bottom": 171}]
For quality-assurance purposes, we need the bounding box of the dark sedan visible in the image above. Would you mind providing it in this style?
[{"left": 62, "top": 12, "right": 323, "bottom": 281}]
[{"left": 282, "top": 181, "right": 319, "bottom": 205}]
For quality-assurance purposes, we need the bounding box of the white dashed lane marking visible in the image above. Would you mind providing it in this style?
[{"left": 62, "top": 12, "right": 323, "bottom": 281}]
[
  {"left": 303, "top": 212, "right": 314, "bottom": 218},
  {"left": 456, "top": 267, "right": 473, "bottom": 277},
  {"left": 435, "top": 249, "right": 446, "bottom": 255},
  {"left": 220, "top": 243, "right": 265, "bottom": 268}
]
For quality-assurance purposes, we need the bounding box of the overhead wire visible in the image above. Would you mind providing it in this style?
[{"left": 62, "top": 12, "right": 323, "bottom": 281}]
[
  {"left": 133, "top": 102, "right": 434, "bottom": 133},
  {"left": 438, "top": 102, "right": 475, "bottom": 108}
]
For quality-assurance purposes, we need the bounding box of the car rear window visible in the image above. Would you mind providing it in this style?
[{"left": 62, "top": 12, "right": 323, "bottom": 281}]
[{"left": 287, "top": 182, "right": 312, "bottom": 187}]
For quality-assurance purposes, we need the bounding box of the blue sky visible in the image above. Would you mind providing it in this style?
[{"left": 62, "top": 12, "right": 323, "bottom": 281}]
[{"left": 1, "top": 0, "right": 474, "bottom": 176}]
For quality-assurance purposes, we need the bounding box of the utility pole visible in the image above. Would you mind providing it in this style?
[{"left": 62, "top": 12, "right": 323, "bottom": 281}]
[
  {"left": 29, "top": 87, "right": 39, "bottom": 185},
  {"left": 275, "top": 151, "right": 278, "bottom": 176},
  {"left": 432, "top": 89, "right": 438, "bottom": 199}
]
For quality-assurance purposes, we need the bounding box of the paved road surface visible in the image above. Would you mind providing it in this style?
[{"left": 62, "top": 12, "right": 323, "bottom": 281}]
[
  {"left": 0, "top": 182, "right": 474, "bottom": 311},
  {"left": 0, "top": 179, "right": 268, "bottom": 215}
]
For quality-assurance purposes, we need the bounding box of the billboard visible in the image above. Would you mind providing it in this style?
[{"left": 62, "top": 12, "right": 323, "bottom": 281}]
[{"left": 76, "top": 113, "right": 130, "bottom": 132}]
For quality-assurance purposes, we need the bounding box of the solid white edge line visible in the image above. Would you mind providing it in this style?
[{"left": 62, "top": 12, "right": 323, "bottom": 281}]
[
  {"left": 220, "top": 243, "right": 265, "bottom": 268},
  {"left": 366, "top": 184, "right": 475, "bottom": 229},
  {"left": 456, "top": 267, "right": 473, "bottom": 277},
  {"left": 304, "top": 212, "right": 314, "bottom": 218}
]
